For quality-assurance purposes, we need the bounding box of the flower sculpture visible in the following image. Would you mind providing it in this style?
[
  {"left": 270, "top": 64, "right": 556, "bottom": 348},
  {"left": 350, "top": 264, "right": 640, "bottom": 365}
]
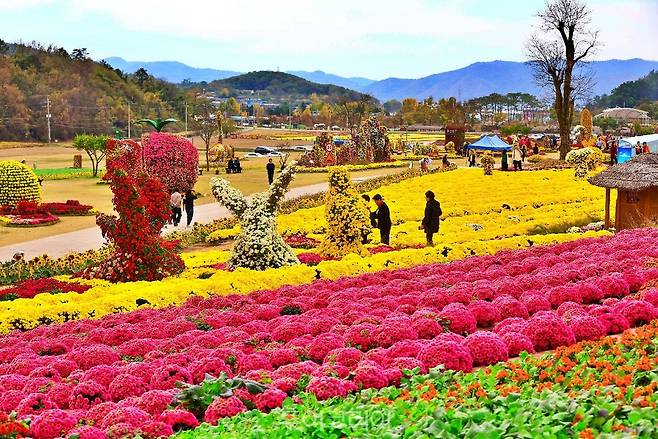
[
  {"left": 211, "top": 165, "right": 299, "bottom": 270},
  {"left": 83, "top": 139, "right": 184, "bottom": 282},
  {"left": 0, "top": 160, "right": 41, "bottom": 207},
  {"left": 481, "top": 153, "right": 495, "bottom": 175},
  {"left": 318, "top": 168, "right": 371, "bottom": 258},
  {"left": 579, "top": 109, "right": 596, "bottom": 148},
  {"left": 142, "top": 132, "right": 199, "bottom": 193},
  {"left": 353, "top": 115, "right": 390, "bottom": 163},
  {"left": 566, "top": 147, "right": 602, "bottom": 179}
]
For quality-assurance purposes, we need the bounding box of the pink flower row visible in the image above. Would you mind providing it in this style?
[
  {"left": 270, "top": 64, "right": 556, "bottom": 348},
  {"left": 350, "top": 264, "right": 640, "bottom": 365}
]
[{"left": 1, "top": 229, "right": 658, "bottom": 438}]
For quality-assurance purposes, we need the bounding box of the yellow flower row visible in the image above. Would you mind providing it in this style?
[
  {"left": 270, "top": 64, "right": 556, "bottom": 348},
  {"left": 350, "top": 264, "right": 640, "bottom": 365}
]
[
  {"left": 297, "top": 160, "right": 409, "bottom": 173},
  {"left": 0, "top": 230, "right": 608, "bottom": 333},
  {"left": 208, "top": 168, "right": 609, "bottom": 246}
]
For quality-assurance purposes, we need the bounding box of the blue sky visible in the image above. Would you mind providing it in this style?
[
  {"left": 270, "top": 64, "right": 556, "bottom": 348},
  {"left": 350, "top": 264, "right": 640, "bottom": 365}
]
[{"left": 1, "top": 0, "right": 657, "bottom": 79}]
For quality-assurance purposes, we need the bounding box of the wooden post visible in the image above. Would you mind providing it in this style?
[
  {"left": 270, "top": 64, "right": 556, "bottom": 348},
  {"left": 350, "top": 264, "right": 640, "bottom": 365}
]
[{"left": 604, "top": 187, "right": 611, "bottom": 229}]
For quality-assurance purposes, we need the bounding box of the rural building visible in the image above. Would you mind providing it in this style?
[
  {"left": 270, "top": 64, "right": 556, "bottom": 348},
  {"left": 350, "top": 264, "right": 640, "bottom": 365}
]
[
  {"left": 589, "top": 154, "right": 658, "bottom": 230},
  {"left": 594, "top": 108, "right": 651, "bottom": 125}
]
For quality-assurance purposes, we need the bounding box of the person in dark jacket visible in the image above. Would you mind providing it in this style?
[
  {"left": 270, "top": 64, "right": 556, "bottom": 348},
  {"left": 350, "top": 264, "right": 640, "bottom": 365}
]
[
  {"left": 372, "top": 194, "right": 391, "bottom": 245},
  {"left": 266, "top": 159, "right": 276, "bottom": 184},
  {"left": 183, "top": 189, "right": 198, "bottom": 227},
  {"left": 419, "top": 190, "right": 442, "bottom": 246}
]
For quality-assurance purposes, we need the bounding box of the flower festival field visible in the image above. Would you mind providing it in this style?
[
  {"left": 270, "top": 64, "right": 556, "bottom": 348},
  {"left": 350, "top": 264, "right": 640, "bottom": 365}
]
[
  {"left": 0, "top": 168, "right": 613, "bottom": 333},
  {"left": 2, "top": 228, "right": 658, "bottom": 438}
]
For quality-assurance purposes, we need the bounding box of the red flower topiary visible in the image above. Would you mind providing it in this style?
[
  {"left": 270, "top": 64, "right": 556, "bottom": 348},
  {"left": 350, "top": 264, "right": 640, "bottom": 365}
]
[
  {"left": 522, "top": 313, "right": 575, "bottom": 352},
  {"left": 568, "top": 315, "right": 606, "bottom": 341},
  {"left": 143, "top": 132, "right": 199, "bottom": 193},
  {"left": 464, "top": 332, "right": 509, "bottom": 366},
  {"left": 416, "top": 340, "right": 473, "bottom": 372},
  {"left": 468, "top": 300, "right": 501, "bottom": 327},
  {"left": 82, "top": 139, "right": 184, "bottom": 282},
  {"left": 204, "top": 397, "right": 247, "bottom": 424},
  {"left": 439, "top": 304, "right": 477, "bottom": 335},
  {"left": 501, "top": 332, "right": 535, "bottom": 357}
]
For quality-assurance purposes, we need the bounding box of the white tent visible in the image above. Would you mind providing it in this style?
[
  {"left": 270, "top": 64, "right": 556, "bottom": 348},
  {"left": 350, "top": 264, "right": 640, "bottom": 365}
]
[{"left": 619, "top": 134, "right": 658, "bottom": 153}]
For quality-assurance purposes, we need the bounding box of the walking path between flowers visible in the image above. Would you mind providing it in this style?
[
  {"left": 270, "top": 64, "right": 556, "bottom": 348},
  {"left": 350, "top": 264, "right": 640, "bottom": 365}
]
[{"left": 0, "top": 180, "right": 349, "bottom": 262}]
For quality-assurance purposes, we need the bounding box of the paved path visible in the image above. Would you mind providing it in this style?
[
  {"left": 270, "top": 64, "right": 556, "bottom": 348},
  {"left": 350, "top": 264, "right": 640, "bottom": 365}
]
[{"left": 0, "top": 181, "right": 336, "bottom": 262}]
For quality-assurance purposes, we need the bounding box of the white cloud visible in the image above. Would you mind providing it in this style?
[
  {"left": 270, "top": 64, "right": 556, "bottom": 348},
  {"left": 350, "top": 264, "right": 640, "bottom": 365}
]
[
  {"left": 591, "top": 0, "right": 658, "bottom": 60},
  {"left": 63, "top": 0, "right": 528, "bottom": 55},
  {"left": 0, "top": 0, "right": 52, "bottom": 10},
  {"left": 2, "top": 0, "right": 656, "bottom": 77}
]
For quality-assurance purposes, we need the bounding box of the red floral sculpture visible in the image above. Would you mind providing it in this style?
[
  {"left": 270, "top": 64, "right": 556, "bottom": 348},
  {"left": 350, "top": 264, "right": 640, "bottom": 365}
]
[{"left": 82, "top": 139, "right": 184, "bottom": 282}]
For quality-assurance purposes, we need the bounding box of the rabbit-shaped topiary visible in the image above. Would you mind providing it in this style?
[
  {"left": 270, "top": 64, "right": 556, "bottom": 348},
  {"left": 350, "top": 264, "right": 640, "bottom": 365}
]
[{"left": 210, "top": 164, "right": 299, "bottom": 270}]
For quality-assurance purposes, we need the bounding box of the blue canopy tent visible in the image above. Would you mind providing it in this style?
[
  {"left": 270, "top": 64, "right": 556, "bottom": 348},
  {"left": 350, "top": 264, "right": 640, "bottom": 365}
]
[
  {"left": 618, "top": 135, "right": 658, "bottom": 163},
  {"left": 466, "top": 135, "right": 512, "bottom": 151}
]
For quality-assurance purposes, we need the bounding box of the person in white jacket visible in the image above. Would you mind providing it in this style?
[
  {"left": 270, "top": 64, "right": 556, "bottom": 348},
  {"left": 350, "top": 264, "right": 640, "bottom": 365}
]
[{"left": 512, "top": 144, "right": 523, "bottom": 171}]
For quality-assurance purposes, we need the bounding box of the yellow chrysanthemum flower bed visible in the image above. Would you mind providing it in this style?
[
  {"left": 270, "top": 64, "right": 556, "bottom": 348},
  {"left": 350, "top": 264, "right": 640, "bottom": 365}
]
[{"left": 209, "top": 168, "right": 609, "bottom": 245}]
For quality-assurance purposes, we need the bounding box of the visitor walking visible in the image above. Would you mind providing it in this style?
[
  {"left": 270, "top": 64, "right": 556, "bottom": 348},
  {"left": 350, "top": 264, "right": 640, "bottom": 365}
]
[
  {"left": 468, "top": 148, "right": 477, "bottom": 167},
  {"left": 183, "top": 189, "right": 197, "bottom": 227},
  {"left": 419, "top": 190, "right": 442, "bottom": 247},
  {"left": 170, "top": 189, "right": 183, "bottom": 227},
  {"left": 636, "top": 142, "right": 642, "bottom": 155},
  {"left": 372, "top": 194, "right": 391, "bottom": 245},
  {"left": 512, "top": 144, "right": 523, "bottom": 171},
  {"left": 643, "top": 142, "right": 650, "bottom": 154},
  {"left": 266, "top": 159, "right": 276, "bottom": 184},
  {"left": 610, "top": 141, "right": 618, "bottom": 165}
]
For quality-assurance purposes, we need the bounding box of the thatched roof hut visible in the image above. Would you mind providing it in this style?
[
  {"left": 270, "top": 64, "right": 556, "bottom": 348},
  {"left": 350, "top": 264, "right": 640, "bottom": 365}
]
[
  {"left": 588, "top": 154, "right": 658, "bottom": 230},
  {"left": 589, "top": 154, "right": 658, "bottom": 191}
]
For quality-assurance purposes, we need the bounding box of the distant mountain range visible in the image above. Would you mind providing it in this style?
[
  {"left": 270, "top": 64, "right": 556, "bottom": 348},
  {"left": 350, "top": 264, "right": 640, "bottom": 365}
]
[
  {"left": 362, "top": 59, "right": 658, "bottom": 101},
  {"left": 104, "top": 57, "right": 658, "bottom": 102}
]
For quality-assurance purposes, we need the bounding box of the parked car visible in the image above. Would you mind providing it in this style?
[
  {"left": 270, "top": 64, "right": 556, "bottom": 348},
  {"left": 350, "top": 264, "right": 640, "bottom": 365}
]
[
  {"left": 243, "top": 152, "right": 264, "bottom": 158},
  {"left": 255, "top": 146, "right": 279, "bottom": 155},
  {"left": 292, "top": 145, "right": 312, "bottom": 152},
  {"left": 266, "top": 151, "right": 284, "bottom": 157}
]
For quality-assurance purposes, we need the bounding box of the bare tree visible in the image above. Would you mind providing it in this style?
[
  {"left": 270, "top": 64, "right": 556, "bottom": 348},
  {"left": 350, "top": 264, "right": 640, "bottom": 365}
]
[
  {"left": 526, "top": 0, "right": 599, "bottom": 159},
  {"left": 192, "top": 97, "right": 217, "bottom": 171}
]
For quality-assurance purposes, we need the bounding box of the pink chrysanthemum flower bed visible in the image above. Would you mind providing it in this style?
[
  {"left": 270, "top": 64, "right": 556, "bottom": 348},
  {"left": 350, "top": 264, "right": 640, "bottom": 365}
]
[{"left": 1, "top": 229, "right": 658, "bottom": 437}]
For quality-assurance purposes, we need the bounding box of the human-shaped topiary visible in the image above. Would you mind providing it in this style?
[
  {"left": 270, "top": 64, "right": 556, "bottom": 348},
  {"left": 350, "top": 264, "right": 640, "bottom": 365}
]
[
  {"left": 318, "top": 168, "right": 371, "bottom": 258},
  {"left": 211, "top": 165, "right": 299, "bottom": 270},
  {"left": 0, "top": 160, "right": 41, "bottom": 207}
]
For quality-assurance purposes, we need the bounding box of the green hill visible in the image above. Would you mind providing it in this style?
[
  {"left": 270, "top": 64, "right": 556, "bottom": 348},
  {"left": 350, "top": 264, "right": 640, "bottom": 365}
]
[
  {"left": 593, "top": 70, "right": 658, "bottom": 109},
  {"left": 0, "top": 40, "right": 186, "bottom": 141},
  {"left": 208, "top": 71, "right": 375, "bottom": 103}
]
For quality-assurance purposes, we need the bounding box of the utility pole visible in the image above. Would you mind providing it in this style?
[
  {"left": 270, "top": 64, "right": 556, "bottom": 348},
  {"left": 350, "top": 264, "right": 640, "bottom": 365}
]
[
  {"left": 127, "top": 102, "right": 131, "bottom": 138},
  {"left": 185, "top": 102, "right": 188, "bottom": 134},
  {"left": 46, "top": 95, "right": 52, "bottom": 143}
]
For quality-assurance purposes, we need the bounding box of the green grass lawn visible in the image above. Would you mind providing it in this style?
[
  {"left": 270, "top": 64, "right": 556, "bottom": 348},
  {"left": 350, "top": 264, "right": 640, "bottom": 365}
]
[{"left": 0, "top": 145, "right": 407, "bottom": 247}]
